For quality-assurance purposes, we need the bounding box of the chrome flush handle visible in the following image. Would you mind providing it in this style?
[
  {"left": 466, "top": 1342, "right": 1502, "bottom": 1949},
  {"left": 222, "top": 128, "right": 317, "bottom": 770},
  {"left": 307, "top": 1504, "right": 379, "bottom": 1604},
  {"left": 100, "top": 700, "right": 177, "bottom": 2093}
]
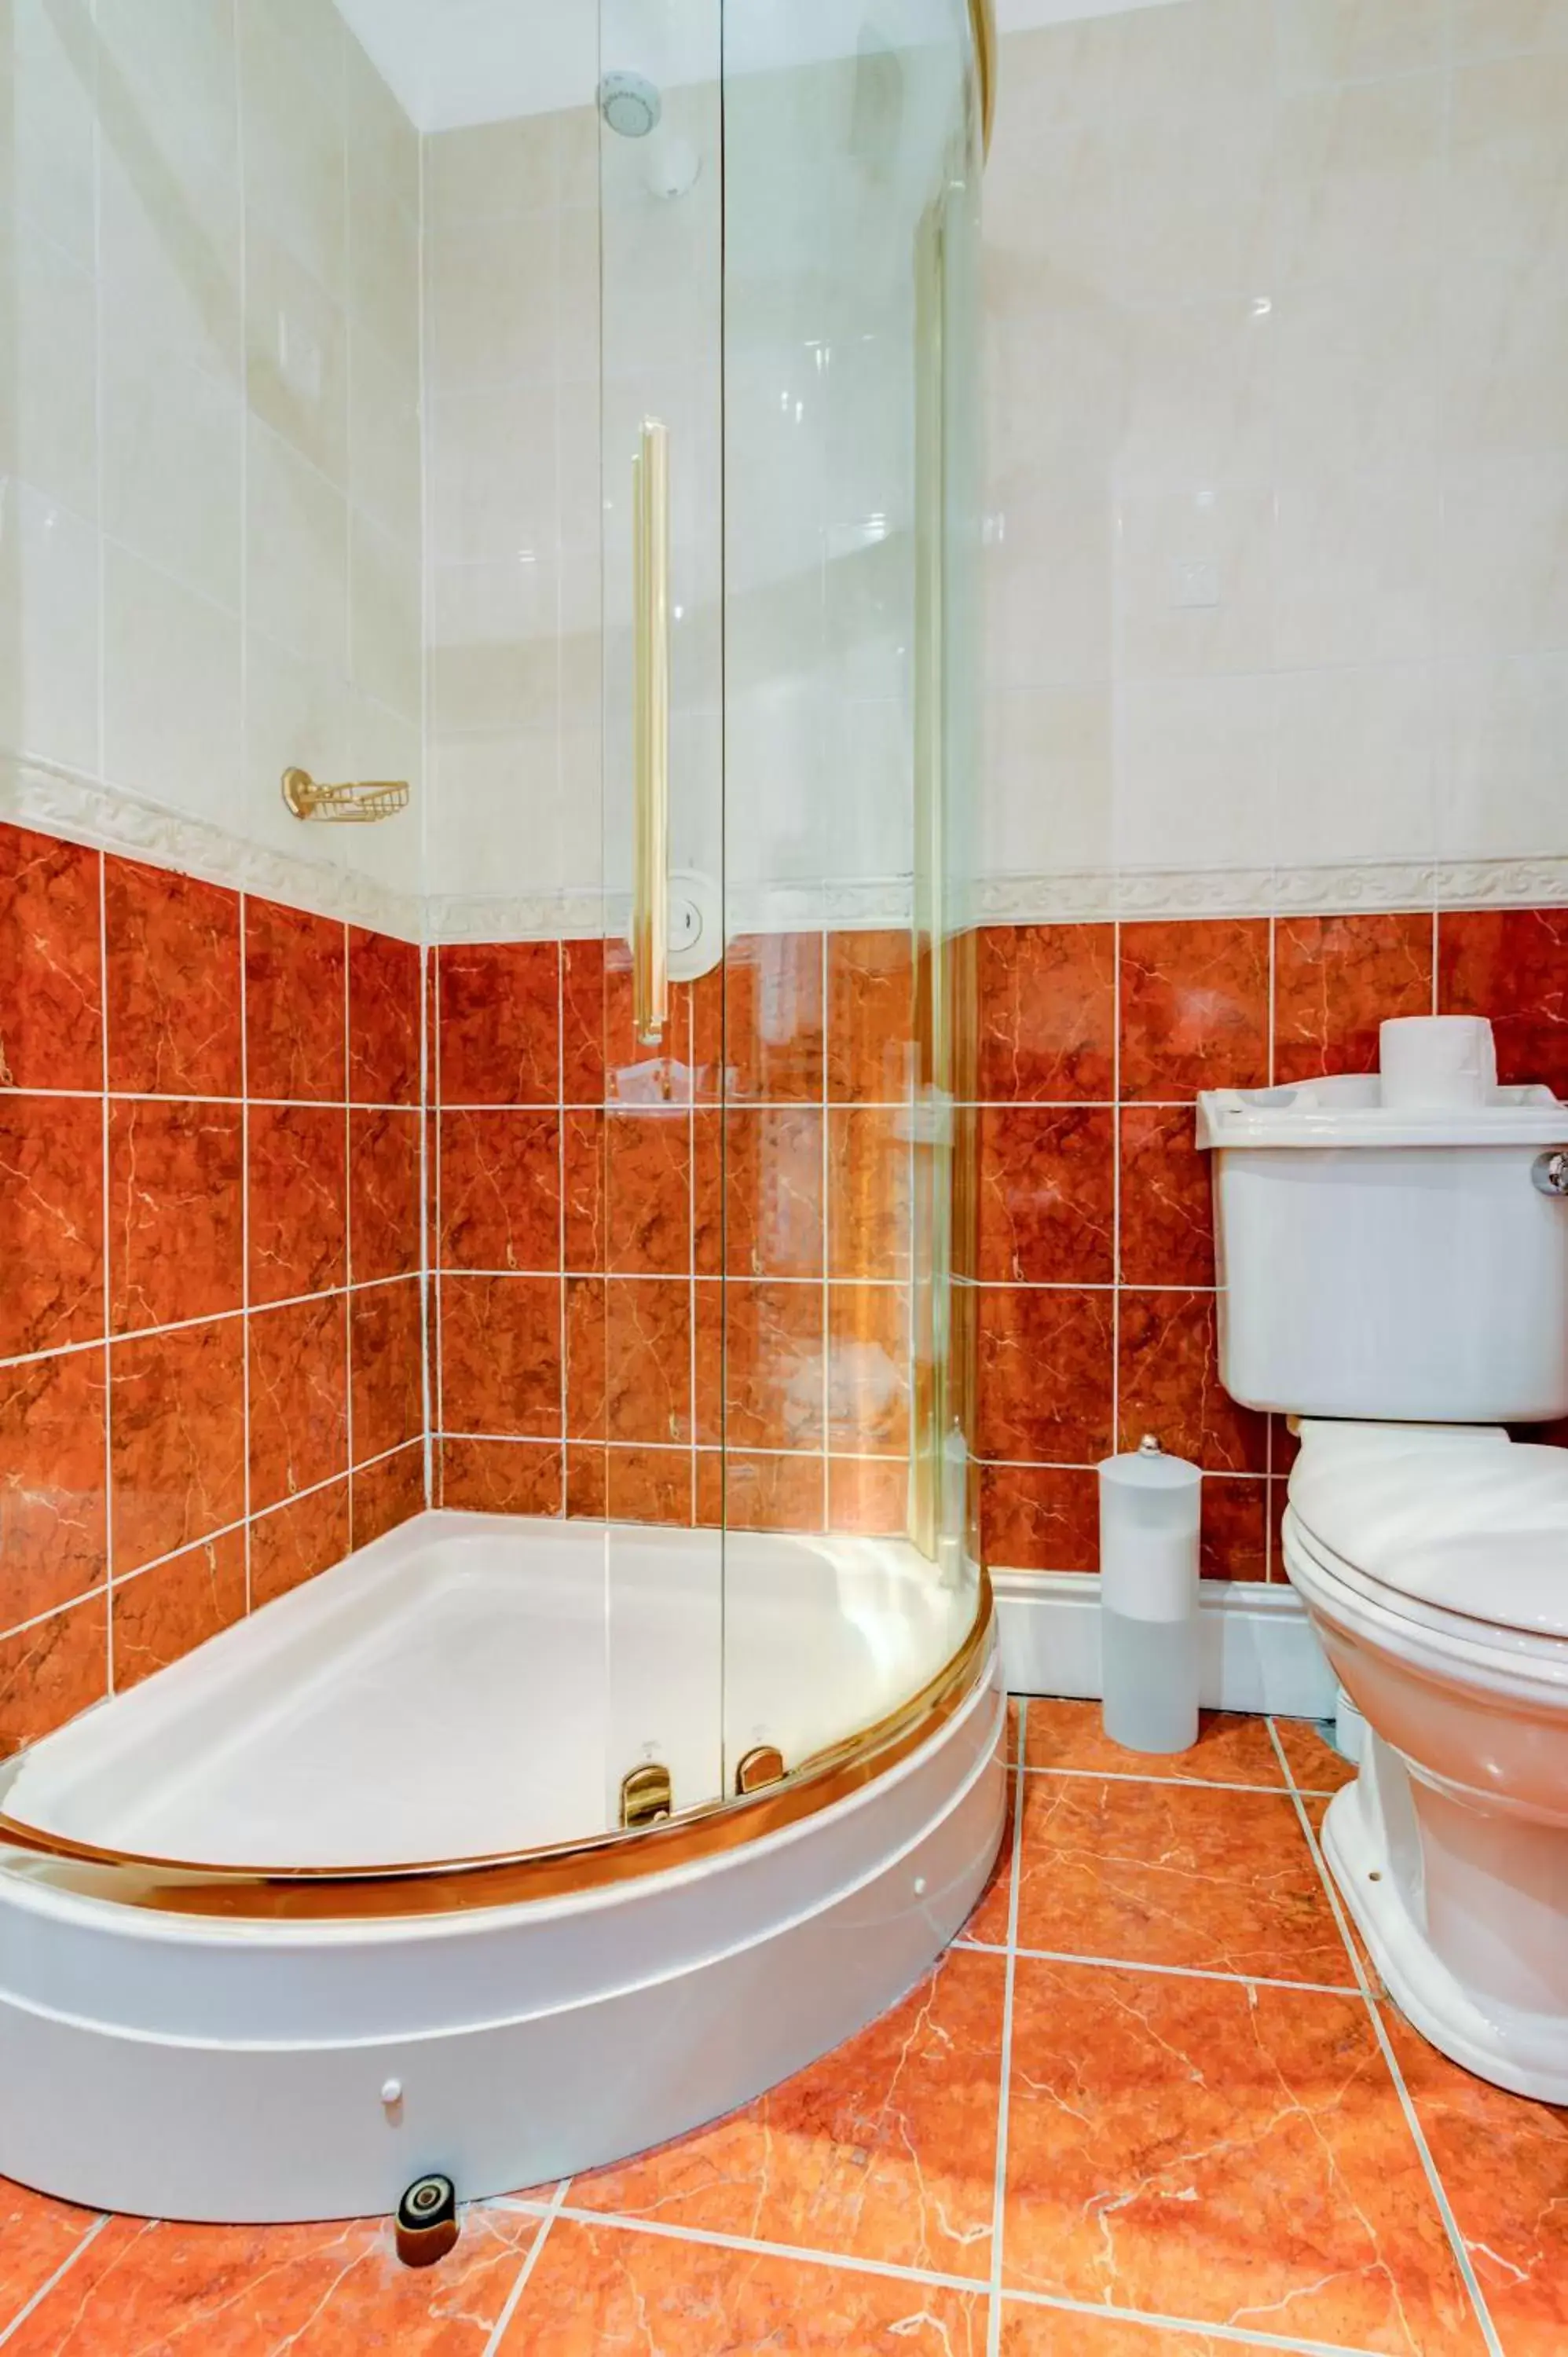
[{"left": 1531, "top": 1150, "right": 1568, "bottom": 1197}]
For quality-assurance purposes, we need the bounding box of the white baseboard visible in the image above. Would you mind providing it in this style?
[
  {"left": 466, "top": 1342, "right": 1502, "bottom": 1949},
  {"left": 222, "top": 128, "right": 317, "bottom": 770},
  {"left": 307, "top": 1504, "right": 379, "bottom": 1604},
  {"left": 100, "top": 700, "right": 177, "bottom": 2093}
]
[{"left": 994, "top": 1571, "right": 1337, "bottom": 1721}]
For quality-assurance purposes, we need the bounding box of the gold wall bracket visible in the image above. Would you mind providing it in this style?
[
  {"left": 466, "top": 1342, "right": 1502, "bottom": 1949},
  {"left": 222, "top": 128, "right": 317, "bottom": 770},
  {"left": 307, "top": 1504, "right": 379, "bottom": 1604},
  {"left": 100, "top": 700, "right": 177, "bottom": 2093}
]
[
  {"left": 281, "top": 767, "right": 410, "bottom": 823},
  {"left": 619, "top": 1762, "right": 672, "bottom": 1829},
  {"left": 735, "top": 1745, "right": 786, "bottom": 1798}
]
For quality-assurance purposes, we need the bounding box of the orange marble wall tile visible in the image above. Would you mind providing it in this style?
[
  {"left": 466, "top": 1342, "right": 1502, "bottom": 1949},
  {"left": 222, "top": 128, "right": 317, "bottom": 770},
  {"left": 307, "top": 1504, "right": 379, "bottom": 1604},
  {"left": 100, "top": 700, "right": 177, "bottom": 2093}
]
[
  {"left": 349, "top": 1280, "right": 423, "bottom": 1462},
  {"left": 560, "top": 935, "right": 606, "bottom": 1103},
  {"left": 979, "top": 1463, "right": 1098, "bottom": 1572},
  {"left": 440, "top": 1274, "right": 561, "bottom": 1438},
  {"left": 1013, "top": 1775, "right": 1353, "bottom": 1982},
  {"left": 565, "top": 1442, "right": 607, "bottom": 1516},
  {"left": 564, "top": 1276, "right": 606, "bottom": 1442},
  {"left": 605, "top": 1277, "right": 692, "bottom": 1444},
  {"left": 247, "top": 1104, "right": 346, "bottom": 1304},
  {"left": 111, "top": 1318, "right": 246, "bottom": 1572},
  {"left": 976, "top": 1285, "right": 1114, "bottom": 1464},
  {"left": 438, "top": 940, "right": 560, "bottom": 1106},
  {"left": 712, "top": 1449, "right": 825, "bottom": 1531},
  {"left": 1117, "top": 1289, "right": 1267, "bottom": 1472},
  {"left": 441, "top": 1437, "right": 562, "bottom": 1516},
  {"left": 1386, "top": 2011, "right": 1568, "bottom": 2357},
  {"left": 826, "top": 926, "right": 915, "bottom": 1102},
  {"left": 0, "top": 1092, "right": 104, "bottom": 1358},
  {"left": 4, "top": 2205, "right": 545, "bottom": 2357},
  {"left": 722, "top": 931, "right": 824, "bottom": 1102},
  {"left": 827, "top": 1282, "right": 909, "bottom": 1454},
  {"left": 1002, "top": 1961, "right": 1487, "bottom": 2355},
  {"left": 440, "top": 1109, "right": 559, "bottom": 1274},
  {"left": 826, "top": 1107, "right": 910, "bottom": 1281},
  {"left": 720, "top": 1278, "right": 825, "bottom": 1451},
  {"left": 0, "top": 823, "right": 101, "bottom": 1091},
  {"left": 599, "top": 938, "right": 695, "bottom": 1105},
  {"left": 104, "top": 857, "right": 242, "bottom": 1098},
  {"left": 977, "top": 1106, "right": 1115, "bottom": 1284},
  {"left": 108, "top": 1099, "right": 244, "bottom": 1332},
  {"left": 562, "top": 1109, "right": 604, "bottom": 1270},
  {"left": 498, "top": 2221, "right": 986, "bottom": 2355},
  {"left": 828, "top": 1453, "right": 909, "bottom": 1532},
  {"left": 0, "top": 1592, "right": 107, "bottom": 1755},
  {"left": 244, "top": 898, "right": 346, "bottom": 1104},
  {"left": 1439, "top": 905, "right": 1568, "bottom": 1093},
  {"left": 112, "top": 1530, "right": 246, "bottom": 1689},
  {"left": 0, "top": 1350, "right": 108, "bottom": 1626},
  {"left": 604, "top": 1443, "right": 693, "bottom": 1523},
  {"left": 348, "top": 1109, "right": 421, "bottom": 1285},
  {"left": 1023, "top": 1699, "right": 1284, "bottom": 1785},
  {"left": 977, "top": 922, "right": 1116, "bottom": 1102},
  {"left": 604, "top": 1105, "right": 693, "bottom": 1275},
  {"left": 1117, "top": 1104, "right": 1214, "bottom": 1287},
  {"left": 1200, "top": 1475, "right": 1269, "bottom": 1579},
  {"left": 250, "top": 1480, "right": 351, "bottom": 1607},
  {"left": 351, "top": 1439, "right": 426, "bottom": 1548},
  {"left": 1119, "top": 918, "right": 1270, "bottom": 1102},
  {"left": 695, "top": 1107, "right": 823, "bottom": 1280},
  {"left": 577, "top": 1945, "right": 1006, "bottom": 2277},
  {"left": 247, "top": 1295, "right": 349, "bottom": 1513},
  {"left": 347, "top": 926, "right": 421, "bottom": 1107},
  {"left": 1274, "top": 911, "right": 1433, "bottom": 1083}
]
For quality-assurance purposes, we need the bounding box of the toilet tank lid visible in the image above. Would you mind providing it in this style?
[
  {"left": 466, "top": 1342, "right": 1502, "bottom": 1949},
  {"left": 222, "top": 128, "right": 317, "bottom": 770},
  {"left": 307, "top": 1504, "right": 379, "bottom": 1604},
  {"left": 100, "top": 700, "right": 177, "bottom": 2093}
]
[
  {"left": 1289, "top": 1422, "right": 1568, "bottom": 1637},
  {"left": 1196, "top": 1076, "right": 1567, "bottom": 1151}
]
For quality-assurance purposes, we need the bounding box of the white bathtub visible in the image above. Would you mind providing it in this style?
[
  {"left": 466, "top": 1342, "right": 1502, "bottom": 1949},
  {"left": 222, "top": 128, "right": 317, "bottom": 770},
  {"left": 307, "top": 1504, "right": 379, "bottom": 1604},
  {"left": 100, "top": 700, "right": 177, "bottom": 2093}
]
[{"left": 0, "top": 1512, "right": 1002, "bottom": 2220}]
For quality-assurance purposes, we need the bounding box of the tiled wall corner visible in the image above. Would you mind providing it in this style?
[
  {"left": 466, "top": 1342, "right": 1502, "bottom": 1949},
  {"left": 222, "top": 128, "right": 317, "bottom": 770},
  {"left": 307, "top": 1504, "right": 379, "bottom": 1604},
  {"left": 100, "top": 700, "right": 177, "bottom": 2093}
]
[{"left": 0, "top": 818, "right": 426, "bottom": 1755}]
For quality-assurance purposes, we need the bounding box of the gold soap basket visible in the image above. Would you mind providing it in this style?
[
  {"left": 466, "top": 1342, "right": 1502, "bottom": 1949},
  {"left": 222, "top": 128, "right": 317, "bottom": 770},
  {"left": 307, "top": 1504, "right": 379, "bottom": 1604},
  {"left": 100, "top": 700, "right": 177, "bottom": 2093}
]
[{"left": 282, "top": 767, "right": 409, "bottom": 824}]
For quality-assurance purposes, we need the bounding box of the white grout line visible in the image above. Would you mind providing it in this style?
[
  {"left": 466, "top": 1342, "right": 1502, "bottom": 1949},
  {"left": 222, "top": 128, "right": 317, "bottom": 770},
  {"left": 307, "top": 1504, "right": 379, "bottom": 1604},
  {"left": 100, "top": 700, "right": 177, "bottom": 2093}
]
[
  {"left": 1020, "top": 1763, "right": 1297, "bottom": 1795},
  {"left": 960, "top": 1935, "right": 1361, "bottom": 2001},
  {"left": 478, "top": 2179, "right": 570, "bottom": 2357},
  {"left": 0, "top": 2215, "right": 109, "bottom": 2349},
  {"left": 1266, "top": 1720, "right": 1507, "bottom": 2357},
  {"left": 984, "top": 1695, "right": 1027, "bottom": 2357}
]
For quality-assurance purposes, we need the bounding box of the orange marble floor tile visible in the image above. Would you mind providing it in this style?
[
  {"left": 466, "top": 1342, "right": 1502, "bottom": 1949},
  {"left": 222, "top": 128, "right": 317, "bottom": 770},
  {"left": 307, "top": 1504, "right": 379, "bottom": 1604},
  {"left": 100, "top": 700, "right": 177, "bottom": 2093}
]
[
  {"left": 0, "top": 2179, "right": 103, "bottom": 2333},
  {"left": 497, "top": 2219, "right": 986, "bottom": 2355},
  {"left": 2, "top": 2204, "right": 541, "bottom": 2355},
  {"left": 1273, "top": 1715, "right": 1356, "bottom": 1794},
  {"left": 573, "top": 1945, "right": 1006, "bottom": 2278},
  {"left": 1002, "top": 1959, "right": 1489, "bottom": 2355},
  {"left": 999, "top": 2304, "right": 1310, "bottom": 2353},
  {"left": 1023, "top": 1702, "right": 1284, "bottom": 1787},
  {"left": 1303, "top": 1795, "right": 1381, "bottom": 1993},
  {"left": 1013, "top": 1773, "right": 1354, "bottom": 1985},
  {"left": 1386, "top": 2011, "right": 1568, "bottom": 2357},
  {"left": 963, "top": 1769, "right": 1016, "bottom": 1947}
]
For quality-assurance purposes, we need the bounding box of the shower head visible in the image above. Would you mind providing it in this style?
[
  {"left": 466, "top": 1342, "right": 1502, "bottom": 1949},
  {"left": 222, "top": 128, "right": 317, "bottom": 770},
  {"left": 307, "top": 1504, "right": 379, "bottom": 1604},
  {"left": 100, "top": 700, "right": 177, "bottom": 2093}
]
[{"left": 599, "top": 70, "right": 661, "bottom": 137}]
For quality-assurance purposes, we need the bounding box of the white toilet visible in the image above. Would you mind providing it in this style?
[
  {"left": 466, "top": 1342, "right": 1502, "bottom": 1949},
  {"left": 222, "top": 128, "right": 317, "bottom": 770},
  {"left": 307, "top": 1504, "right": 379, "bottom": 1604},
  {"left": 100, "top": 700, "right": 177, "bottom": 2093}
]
[{"left": 1198, "top": 1036, "right": 1568, "bottom": 2101}]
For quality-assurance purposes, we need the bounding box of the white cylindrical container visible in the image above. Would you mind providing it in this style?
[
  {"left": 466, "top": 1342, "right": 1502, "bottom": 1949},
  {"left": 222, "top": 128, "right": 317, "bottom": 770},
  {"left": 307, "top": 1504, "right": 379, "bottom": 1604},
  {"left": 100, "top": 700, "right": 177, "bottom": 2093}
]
[{"left": 1099, "top": 1438, "right": 1202, "bottom": 1754}]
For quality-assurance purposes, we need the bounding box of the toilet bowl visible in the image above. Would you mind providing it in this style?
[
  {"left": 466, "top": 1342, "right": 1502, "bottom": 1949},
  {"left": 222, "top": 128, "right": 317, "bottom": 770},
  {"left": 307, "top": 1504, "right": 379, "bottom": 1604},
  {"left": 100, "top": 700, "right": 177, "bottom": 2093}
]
[{"left": 1282, "top": 1423, "right": 1568, "bottom": 2099}]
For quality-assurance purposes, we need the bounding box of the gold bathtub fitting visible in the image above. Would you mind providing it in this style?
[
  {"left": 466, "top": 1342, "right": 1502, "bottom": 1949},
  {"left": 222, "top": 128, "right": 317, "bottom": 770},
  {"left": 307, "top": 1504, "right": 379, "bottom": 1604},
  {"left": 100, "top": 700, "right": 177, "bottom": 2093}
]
[
  {"left": 735, "top": 1744, "right": 786, "bottom": 1797},
  {"left": 971, "top": 0, "right": 996, "bottom": 152},
  {"left": 281, "top": 767, "right": 410, "bottom": 823},
  {"left": 619, "top": 1761, "right": 673, "bottom": 1829},
  {"left": 631, "top": 418, "right": 670, "bottom": 1046}
]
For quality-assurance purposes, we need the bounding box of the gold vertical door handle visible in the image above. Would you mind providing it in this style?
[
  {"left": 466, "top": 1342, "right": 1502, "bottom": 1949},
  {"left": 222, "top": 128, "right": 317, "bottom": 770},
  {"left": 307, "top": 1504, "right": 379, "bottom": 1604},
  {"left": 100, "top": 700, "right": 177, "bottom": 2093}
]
[{"left": 632, "top": 419, "right": 670, "bottom": 1047}]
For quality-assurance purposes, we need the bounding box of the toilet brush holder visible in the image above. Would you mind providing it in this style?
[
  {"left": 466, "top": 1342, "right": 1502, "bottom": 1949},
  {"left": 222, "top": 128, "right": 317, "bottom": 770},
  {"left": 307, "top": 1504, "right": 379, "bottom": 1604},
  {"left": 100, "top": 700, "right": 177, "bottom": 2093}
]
[{"left": 1099, "top": 1437, "right": 1202, "bottom": 1754}]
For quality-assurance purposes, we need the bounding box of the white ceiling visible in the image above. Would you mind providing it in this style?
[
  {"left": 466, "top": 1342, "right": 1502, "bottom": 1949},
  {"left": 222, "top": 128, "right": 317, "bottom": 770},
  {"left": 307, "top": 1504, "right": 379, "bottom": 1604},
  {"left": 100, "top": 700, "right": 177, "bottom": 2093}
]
[{"left": 335, "top": 0, "right": 1187, "bottom": 134}]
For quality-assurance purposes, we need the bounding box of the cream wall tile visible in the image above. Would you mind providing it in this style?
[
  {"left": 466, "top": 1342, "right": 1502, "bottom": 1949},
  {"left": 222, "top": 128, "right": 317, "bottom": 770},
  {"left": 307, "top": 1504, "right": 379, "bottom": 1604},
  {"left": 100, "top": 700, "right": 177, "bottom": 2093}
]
[
  {"left": 1448, "top": 0, "right": 1568, "bottom": 60},
  {"left": 1276, "top": 0, "right": 1447, "bottom": 89},
  {"left": 426, "top": 115, "right": 564, "bottom": 227},
  {"left": 427, "top": 385, "right": 558, "bottom": 569},
  {"left": 9, "top": 0, "right": 97, "bottom": 269},
  {"left": 1439, "top": 654, "right": 1568, "bottom": 859},
  {"left": 1114, "top": 674, "right": 1275, "bottom": 874},
  {"left": 1440, "top": 455, "right": 1568, "bottom": 654},
  {"left": 95, "top": 0, "right": 237, "bottom": 210},
  {"left": 98, "top": 147, "right": 244, "bottom": 392},
  {"left": 1116, "top": 296, "right": 1274, "bottom": 488},
  {"left": 1116, "top": 482, "right": 1275, "bottom": 678},
  {"left": 101, "top": 335, "right": 241, "bottom": 614},
  {"left": 1274, "top": 471, "right": 1437, "bottom": 667},
  {"left": 1447, "top": 53, "right": 1568, "bottom": 269},
  {"left": 239, "top": 0, "right": 346, "bottom": 298},
  {"left": 426, "top": 731, "right": 555, "bottom": 899},
  {"left": 429, "top": 558, "right": 559, "bottom": 739},
  {"left": 1276, "top": 72, "right": 1444, "bottom": 288},
  {"left": 981, "top": 684, "right": 1115, "bottom": 878},
  {"left": 1273, "top": 271, "right": 1439, "bottom": 475},
  {"left": 1442, "top": 254, "right": 1568, "bottom": 456},
  {"left": 1273, "top": 665, "right": 1436, "bottom": 867},
  {"left": 0, "top": 482, "right": 100, "bottom": 773},
  {"left": 350, "top": 511, "right": 420, "bottom": 722},
  {"left": 348, "top": 331, "right": 421, "bottom": 548},
  {"left": 2, "top": 221, "right": 98, "bottom": 522},
  {"left": 244, "top": 222, "right": 350, "bottom": 487},
  {"left": 243, "top": 625, "right": 352, "bottom": 856},
  {"left": 424, "top": 215, "right": 559, "bottom": 394},
  {"left": 103, "top": 544, "right": 240, "bottom": 814},
  {"left": 247, "top": 419, "right": 348, "bottom": 669}
]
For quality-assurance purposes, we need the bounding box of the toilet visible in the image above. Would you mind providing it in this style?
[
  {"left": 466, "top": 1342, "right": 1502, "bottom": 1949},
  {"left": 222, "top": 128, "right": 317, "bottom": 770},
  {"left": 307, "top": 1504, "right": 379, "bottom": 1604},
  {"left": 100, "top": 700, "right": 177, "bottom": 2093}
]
[{"left": 1198, "top": 1041, "right": 1568, "bottom": 2101}]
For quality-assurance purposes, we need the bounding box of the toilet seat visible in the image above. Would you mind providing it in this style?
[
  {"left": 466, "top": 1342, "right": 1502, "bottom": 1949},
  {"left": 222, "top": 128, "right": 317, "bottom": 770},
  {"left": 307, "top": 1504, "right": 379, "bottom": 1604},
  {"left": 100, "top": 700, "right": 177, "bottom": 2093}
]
[{"left": 1287, "top": 1420, "right": 1568, "bottom": 1642}]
